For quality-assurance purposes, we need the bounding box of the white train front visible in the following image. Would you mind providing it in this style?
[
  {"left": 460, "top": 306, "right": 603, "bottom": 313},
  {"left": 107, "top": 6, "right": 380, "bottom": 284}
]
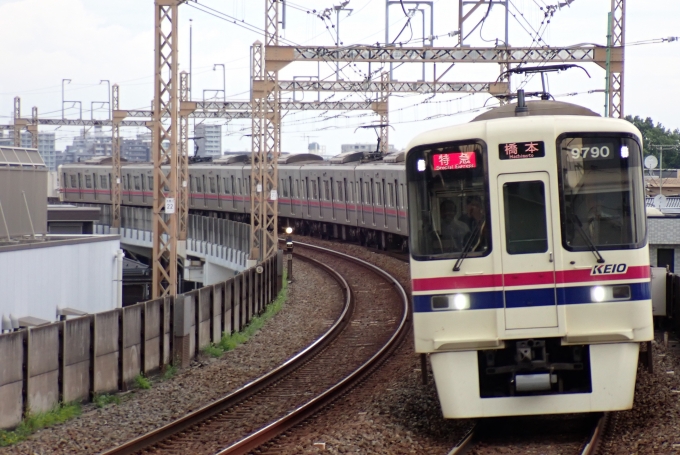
[{"left": 405, "top": 99, "right": 652, "bottom": 418}]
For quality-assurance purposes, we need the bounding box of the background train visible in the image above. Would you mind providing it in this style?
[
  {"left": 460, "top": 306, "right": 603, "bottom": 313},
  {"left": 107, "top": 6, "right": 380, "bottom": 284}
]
[
  {"left": 61, "top": 95, "right": 653, "bottom": 420},
  {"left": 405, "top": 96, "right": 652, "bottom": 418},
  {"left": 60, "top": 150, "right": 409, "bottom": 251}
]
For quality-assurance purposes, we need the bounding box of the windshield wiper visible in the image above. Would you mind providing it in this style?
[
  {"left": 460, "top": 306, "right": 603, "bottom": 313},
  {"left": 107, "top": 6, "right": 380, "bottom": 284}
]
[
  {"left": 453, "top": 221, "right": 483, "bottom": 272},
  {"left": 569, "top": 212, "right": 605, "bottom": 264}
]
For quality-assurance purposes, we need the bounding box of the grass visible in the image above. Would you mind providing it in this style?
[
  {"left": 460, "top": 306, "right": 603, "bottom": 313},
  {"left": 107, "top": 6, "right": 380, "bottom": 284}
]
[
  {"left": 134, "top": 374, "right": 152, "bottom": 390},
  {"left": 202, "top": 344, "right": 225, "bottom": 358},
  {"left": 0, "top": 402, "right": 81, "bottom": 447},
  {"left": 219, "top": 270, "right": 288, "bottom": 352},
  {"left": 93, "top": 393, "right": 121, "bottom": 408},
  {"left": 162, "top": 364, "right": 179, "bottom": 380}
]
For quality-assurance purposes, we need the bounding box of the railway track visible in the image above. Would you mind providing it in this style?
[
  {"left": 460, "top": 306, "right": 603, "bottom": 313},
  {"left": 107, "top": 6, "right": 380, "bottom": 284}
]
[
  {"left": 448, "top": 412, "right": 609, "bottom": 455},
  {"left": 101, "top": 241, "right": 409, "bottom": 455}
]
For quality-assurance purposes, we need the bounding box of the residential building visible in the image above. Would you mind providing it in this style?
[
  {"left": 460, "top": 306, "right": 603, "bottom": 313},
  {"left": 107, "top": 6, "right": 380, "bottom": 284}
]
[
  {"left": 20, "top": 131, "right": 57, "bottom": 171},
  {"left": 341, "top": 143, "right": 396, "bottom": 154},
  {"left": 194, "top": 124, "right": 222, "bottom": 157}
]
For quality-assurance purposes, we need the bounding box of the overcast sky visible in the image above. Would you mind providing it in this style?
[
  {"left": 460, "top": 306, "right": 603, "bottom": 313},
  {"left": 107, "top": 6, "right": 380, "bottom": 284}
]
[{"left": 0, "top": 0, "right": 678, "bottom": 155}]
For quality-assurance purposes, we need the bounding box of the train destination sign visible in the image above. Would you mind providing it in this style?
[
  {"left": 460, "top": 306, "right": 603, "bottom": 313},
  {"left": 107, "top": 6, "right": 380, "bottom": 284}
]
[
  {"left": 499, "top": 141, "right": 545, "bottom": 160},
  {"left": 432, "top": 152, "right": 477, "bottom": 170}
]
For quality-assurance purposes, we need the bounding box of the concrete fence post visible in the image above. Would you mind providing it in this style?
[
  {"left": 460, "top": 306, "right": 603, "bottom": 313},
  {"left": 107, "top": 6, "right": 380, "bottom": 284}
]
[
  {"left": 89, "top": 315, "right": 95, "bottom": 401},
  {"left": 173, "top": 295, "right": 192, "bottom": 368},
  {"left": 117, "top": 308, "right": 125, "bottom": 391},
  {"left": 22, "top": 329, "right": 29, "bottom": 418}
]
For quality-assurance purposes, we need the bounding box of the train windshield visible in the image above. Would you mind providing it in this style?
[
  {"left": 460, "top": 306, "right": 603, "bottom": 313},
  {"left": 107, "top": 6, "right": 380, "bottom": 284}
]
[
  {"left": 406, "top": 140, "right": 491, "bottom": 260},
  {"left": 558, "top": 134, "right": 646, "bottom": 251}
]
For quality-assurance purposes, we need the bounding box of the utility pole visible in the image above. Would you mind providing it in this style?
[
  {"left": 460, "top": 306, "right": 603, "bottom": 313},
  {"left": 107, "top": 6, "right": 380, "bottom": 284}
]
[
  {"left": 13, "top": 97, "right": 24, "bottom": 147},
  {"left": 250, "top": 0, "right": 282, "bottom": 265},
  {"left": 111, "top": 84, "right": 122, "bottom": 229},
  {"left": 608, "top": 0, "right": 625, "bottom": 118},
  {"left": 152, "top": 0, "right": 180, "bottom": 298},
  {"left": 179, "top": 71, "right": 193, "bottom": 241}
]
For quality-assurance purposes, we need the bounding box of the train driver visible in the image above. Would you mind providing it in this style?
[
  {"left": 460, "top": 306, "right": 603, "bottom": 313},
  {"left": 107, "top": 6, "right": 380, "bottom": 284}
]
[
  {"left": 463, "top": 195, "right": 488, "bottom": 251},
  {"left": 439, "top": 199, "right": 470, "bottom": 251}
]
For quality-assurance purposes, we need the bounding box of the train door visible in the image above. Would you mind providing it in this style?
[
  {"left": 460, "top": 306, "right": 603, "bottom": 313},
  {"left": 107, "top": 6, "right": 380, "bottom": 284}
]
[
  {"left": 289, "top": 176, "right": 295, "bottom": 216},
  {"left": 497, "top": 172, "right": 557, "bottom": 330},
  {"left": 216, "top": 175, "right": 222, "bottom": 209},
  {"left": 359, "top": 178, "right": 365, "bottom": 225},
  {"left": 343, "top": 178, "right": 349, "bottom": 222},
  {"left": 330, "top": 177, "right": 336, "bottom": 220}
]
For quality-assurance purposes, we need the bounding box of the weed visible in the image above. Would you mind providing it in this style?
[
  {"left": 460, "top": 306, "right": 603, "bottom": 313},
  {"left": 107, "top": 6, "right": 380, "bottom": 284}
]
[
  {"left": 202, "top": 344, "right": 224, "bottom": 358},
  {"left": 219, "top": 271, "right": 288, "bottom": 352},
  {"left": 162, "top": 364, "right": 178, "bottom": 380},
  {"left": 134, "top": 374, "right": 152, "bottom": 390},
  {"left": 93, "top": 393, "right": 121, "bottom": 408},
  {"left": 0, "top": 402, "right": 81, "bottom": 447}
]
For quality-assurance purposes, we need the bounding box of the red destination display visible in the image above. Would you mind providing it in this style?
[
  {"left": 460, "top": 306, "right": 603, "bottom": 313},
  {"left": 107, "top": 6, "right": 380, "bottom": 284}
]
[{"left": 432, "top": 152, "right": 477, "bottom": 171}]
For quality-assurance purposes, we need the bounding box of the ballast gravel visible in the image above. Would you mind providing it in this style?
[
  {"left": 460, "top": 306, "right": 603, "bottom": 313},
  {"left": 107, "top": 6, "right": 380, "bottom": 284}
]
[{"left": 3, "top": 236, "right": 680, "bottom": 455}]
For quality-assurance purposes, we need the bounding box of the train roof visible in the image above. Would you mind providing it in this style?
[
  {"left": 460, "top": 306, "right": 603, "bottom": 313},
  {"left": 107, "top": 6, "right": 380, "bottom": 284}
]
[{"left": 471, "top": 100, "right": 600, "bottom": 121}]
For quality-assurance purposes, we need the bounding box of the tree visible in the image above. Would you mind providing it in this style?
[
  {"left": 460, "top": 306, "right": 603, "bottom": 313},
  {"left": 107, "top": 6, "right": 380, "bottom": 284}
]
[{"left": 625, "top": 115, "right": 680, "bottom": 169}]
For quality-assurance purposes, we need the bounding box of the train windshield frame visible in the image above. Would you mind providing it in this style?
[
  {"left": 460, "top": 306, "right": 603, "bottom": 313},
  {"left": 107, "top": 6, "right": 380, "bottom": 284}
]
[
  {"left": 406, "top": 139, "right": 491, "bottom": 261},
  {"left": 557, "top": 132, "right": 646, "bottom": 252}
]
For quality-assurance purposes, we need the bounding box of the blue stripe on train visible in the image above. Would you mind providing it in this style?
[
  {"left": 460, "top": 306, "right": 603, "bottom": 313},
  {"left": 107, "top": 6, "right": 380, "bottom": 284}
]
[{"left": 412, "top": 282, "right": 651, "bottom": 313}]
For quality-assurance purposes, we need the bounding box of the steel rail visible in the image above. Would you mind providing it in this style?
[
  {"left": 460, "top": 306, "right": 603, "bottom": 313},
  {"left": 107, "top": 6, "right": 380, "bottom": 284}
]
[
  {"left": 215, "top": 240, "right": 410, "bottom": 454},
  {"left": 100, "top": 251, "right": 353, "bottom": 455},
  {"left": 580, "top": 412, "right": 609, "bottom": 455}
]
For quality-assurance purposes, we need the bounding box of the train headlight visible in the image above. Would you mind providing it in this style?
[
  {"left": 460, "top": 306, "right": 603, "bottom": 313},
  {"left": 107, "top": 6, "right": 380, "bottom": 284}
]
[
  {"left": 285, "top": 227, "right": 293, "bottom": 234},
  {"left": 590, "top": 285, "right": 631, "bottom": 303},
  {"left": 591, "top": 286, "right": 606, "bottom": 302},
  {"left": 453, "top": 293, "right": 470, "bottom": 310},
  {"left": 431, "top": 293, "right": 470, "bottom": 311}
]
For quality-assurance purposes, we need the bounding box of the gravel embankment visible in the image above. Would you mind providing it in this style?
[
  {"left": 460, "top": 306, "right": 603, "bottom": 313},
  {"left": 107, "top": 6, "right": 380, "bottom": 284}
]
[
  {"left": 5, "top": 236, "right": 680, "bottom": 455},
  {"left": 1, "top": 258, "right": 343, "bottom": 455}
]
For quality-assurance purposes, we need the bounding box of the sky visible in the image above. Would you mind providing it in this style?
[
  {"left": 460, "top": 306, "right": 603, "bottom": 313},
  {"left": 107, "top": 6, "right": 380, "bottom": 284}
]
[{"left": 0, "top": 0, "right": 678, "bottom": 156}]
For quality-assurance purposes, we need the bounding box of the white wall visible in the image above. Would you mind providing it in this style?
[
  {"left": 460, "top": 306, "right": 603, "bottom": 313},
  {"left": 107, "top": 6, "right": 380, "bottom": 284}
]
[{"left": 0, "top": 236, "right": 120, "bottom": 323}]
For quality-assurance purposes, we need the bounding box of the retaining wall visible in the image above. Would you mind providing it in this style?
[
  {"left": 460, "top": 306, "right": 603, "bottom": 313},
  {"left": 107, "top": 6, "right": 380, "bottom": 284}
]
[{"left": 0, "top": 254, "right": 281, "bottom": 429}]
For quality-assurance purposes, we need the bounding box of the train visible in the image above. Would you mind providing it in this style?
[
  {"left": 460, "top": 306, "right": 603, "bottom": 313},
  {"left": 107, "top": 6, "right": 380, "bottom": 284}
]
[
  {"left": 60, "top": 150, "right": 409, "bottom": 251},
  {"left": 60, "top": 94, "right": 652, "bottom": 419},
  {"left": 406, "top": 94, "right": 651, "bottom": 418}
]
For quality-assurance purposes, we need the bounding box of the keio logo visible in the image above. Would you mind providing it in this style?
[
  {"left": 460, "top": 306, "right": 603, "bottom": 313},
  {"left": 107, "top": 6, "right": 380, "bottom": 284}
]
[{"left": 591, "top": 264, "right": 628, "bottom": 275}]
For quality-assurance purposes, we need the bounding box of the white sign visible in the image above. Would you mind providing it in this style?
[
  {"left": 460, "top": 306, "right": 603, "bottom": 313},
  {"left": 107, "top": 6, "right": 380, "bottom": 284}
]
[
  {"left": 182, "top": 180, "right": 187, "bottom": 187},
  {"left": 256, "top": 184, "right": 262, "bottom": 193},
  {"left": 270, "top": 190, "right": 278, "bottom": 201},
  {"left": 165, "top": 198, "right": 176, "bottom": 214}
]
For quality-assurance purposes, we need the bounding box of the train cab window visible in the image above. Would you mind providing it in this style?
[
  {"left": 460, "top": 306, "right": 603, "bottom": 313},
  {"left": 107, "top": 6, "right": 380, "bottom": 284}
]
[
  {"left": 85, "top": 175, "right": 92, "bottom": 189},
  {"left": 134, "top": 176, "right": 141, "bottom": 191},
  {"left": 503, "top": 181, "right": 548, "bottom": 254},
  {"left": 100, "top": 175, "right": 108, "bottom": 189},
  {"left": 406, "top": 140, "right": 490, "bottom": 260},
  {"left": 558, "top": 134, "right": 645, "bottom": 250}
]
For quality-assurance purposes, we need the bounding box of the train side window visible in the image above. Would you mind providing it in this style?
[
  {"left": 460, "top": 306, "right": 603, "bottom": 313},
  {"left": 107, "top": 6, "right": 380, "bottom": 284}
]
[
  {"left": 388, "top": 183, "right": 394, "bottom": 207},
  {"left": 196, "top": 177, "right": 202, "bottom": 193},
  {"left": 503, "top": 180, "right": 548, "bottom": 254},
  {"left": 209, "top": 177, "right": 216, "bottom": 194},
  {"left": 148, "top": 176, "right": 153, "bottom": 190},
  {"left": 85, "top": 175, "right": 92, "bottom": 189},
  {"left": 312, "top": 180, "right": 318, "bottom": 200},
  {"left": 134, "top": 176, "right": 141, "bottom": 190},
  {"left": 376, "top": 181, "right": 383, "bottom": 206},
  {"left": 237, "top": 178, "right": 241, "bottom": 194},
  {"left": 289, "top": 177, "right": 294, "bottom": 198},
  {"left": 337, "top": 181, "right": 344, "bottom": 202},
  {"left": 324, "top": 180, "right": 330, "bottom": 201},
  {"left": 100, "top": 175, "right": 108, "bottom": 189},
  {"left": 229, "top": 176, "right": 234, "bottom": 195}
]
